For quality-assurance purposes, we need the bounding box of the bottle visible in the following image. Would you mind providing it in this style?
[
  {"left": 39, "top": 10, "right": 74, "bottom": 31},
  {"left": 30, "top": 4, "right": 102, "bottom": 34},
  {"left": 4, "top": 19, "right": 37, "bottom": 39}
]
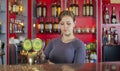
[
  {"left": 12, "top": 0, "right": 17, "bottom": 14},
  {"left": 51, "top": 3, "right": 54, "bottom": 17},
  {"left": 107, "top": 30, "right": 111, "bottom": 45},
  {"left": 72, "top": 0, "right": 76, "bottom": 15},
  {"left": 43, "top": 2, "right": 47, "bottom": 17},
  {"left": 15, "top": 0, "right": 19, "bottom": 14},
  {"left": 102, "top": 28, "right": 107, "bottom": 45},
  {"left": 17, "top": 22, "right": 21, "bottom": 33},
  {"left": 89, "top": 0, "right": 93, "bottom": 16},
  {"left": 45, "top": 18, "right": 49, "bottom": 33},
  {"left": 68, "top": 0, "right": 72, "bottom": 11},
  {"left": 75, "top": 0, "right": 79, "bottom": 16},
  {"left": 14, "top": 20, "right": 18, "bottom": 33},
  {"left": 111, "top": 7, "right": 117, "bottom": 24},
  {"left": 51, "top": 2, "right": 57, "bottom": 17},
  {"left": 18, "top": 0, "right": 24, "bottom": 15},
  {"left": 104, "top": 6, "right": 110, "bottom": 24},
  {"left": 53, "top": 18, "right": 58, "bottom": 33},
  {"left": 114, "top": 30, "right": 118, "bottom": 45},
  {"left": 93, "top": 52, "right": 97, "bottom": 62},
  {"left": 57, "top": 2, "right": 61, "bottom": 16},
  {"left": 83, "top": 0, "right": 86, "bottom": 16},
  {"left": 39, "top": 18, "right": 44, "bottom": 33},
  {"left": 86, "top": 0, "right": 90, "bottom": 16},
  {"left": 37, "top": 21, "right": 40, "bottom": 33},
  {"left": 9, "top": 1, "right": 12, "bottom": 13},
  {"left": 20, "top": 21, "right": 24, "bottom": 33},
  {"left": 37, "top": 2, "right": 42, "bottom": 17},
  {"left": 48, "top": 18, "right": 52, "bottom": 33}
]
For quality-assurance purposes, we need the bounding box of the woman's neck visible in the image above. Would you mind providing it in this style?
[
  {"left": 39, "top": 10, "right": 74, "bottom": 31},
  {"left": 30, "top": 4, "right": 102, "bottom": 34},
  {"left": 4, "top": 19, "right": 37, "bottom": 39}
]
[{"left": 61, "top": 34, "right": 75, "bottom": 43}]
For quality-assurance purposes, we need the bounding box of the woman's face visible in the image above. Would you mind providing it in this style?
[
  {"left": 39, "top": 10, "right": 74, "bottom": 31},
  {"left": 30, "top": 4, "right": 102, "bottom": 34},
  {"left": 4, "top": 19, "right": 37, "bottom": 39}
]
[{"left": 59, "top": 16, "right": 75, "bottom": 36}]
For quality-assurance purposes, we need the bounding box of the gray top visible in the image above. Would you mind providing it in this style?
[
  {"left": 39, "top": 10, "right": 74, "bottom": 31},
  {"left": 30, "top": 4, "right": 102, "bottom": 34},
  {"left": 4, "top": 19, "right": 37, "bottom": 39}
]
[{"left": 44, "top": 37, "right": 86, "bottom": 64}]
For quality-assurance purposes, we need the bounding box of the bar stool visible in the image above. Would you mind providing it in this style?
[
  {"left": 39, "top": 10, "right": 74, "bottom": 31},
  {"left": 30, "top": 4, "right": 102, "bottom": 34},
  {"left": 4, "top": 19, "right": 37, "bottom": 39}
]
[{"left": 0, "top": 43, "right": 5, "bottom": 64}]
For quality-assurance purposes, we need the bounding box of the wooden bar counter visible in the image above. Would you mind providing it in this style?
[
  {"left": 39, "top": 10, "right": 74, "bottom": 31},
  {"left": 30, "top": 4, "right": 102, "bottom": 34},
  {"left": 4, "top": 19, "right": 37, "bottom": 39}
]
[{"left": 0, "top": 62, "right": 120, "bottom": 71}]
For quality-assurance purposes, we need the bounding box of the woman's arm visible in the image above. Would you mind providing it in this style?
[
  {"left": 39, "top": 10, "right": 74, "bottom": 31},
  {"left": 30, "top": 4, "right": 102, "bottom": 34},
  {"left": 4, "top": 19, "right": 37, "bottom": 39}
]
[
  {"left": 43, "top": 40, "right": 53, "bottom": 59},
  {"left": 73, "top": 41, "right": 86, "bottom": 64}
]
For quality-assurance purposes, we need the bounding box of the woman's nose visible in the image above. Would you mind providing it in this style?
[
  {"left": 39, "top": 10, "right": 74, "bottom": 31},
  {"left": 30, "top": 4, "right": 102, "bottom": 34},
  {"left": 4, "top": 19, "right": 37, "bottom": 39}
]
[{"left": 64, "top": 23, "right": 68, "bottom": 28}]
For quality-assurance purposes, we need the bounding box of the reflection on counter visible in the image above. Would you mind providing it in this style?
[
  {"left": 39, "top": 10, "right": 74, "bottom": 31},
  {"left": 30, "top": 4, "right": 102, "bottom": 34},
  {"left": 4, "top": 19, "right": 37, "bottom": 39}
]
[{"left": 1, "top": 62, "right": 120, "bottom": 71}]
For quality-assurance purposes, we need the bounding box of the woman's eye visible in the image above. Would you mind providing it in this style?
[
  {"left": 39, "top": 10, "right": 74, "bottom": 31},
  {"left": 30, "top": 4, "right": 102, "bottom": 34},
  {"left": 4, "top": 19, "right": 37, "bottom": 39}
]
[
  {"left": 60, "top": 23, "right": 64, "bottom": 25},
  {"left": 67, "top": 23, "right": 71, "bottom": 25}
]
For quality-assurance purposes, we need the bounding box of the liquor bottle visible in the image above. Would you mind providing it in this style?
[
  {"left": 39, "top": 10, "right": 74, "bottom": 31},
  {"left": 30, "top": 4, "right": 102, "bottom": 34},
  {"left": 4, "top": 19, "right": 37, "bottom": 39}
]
[
  {"left": 86, "top": 0, "right": 90, "bottom": 16},
  {"left": 75, "top": 0, "right": 79, "bottom": 16},
  {"left": 102, "top": 28, "right": 107, "bottom": 45},
  {"left": 110, "top": 64, "right": 117, "bottom": 71},
  {"left": 48, "top": 18, "right": 52, "bottom": 33},
  {"left": 89, "top": 0, "right": 93, "bottom": 16},
  {"left": 114, "top": 30, "right": 118, "bottom": 45},
  {"left": 12, "top": 0, "right": 17, "bottom": 14},
  {"left": 9, "top": 18, "right": 14, "bottom": 33},
  {"left": 53, "top": 18, "right": 58, "bottom": 33},
  {"left": 107, "top": 30, "right": 111, "bottom": 45},
  {"left": 57, "top": 2, "right": 61, "bottom": 16},
  {"left": 14, "top": 20, "right": 18, "bottom": 33},
  {"left": 51, "top": 2, "right": 57, "bottom": 17},
  {"left": 37, "top": 20, "right": 40, "bottom": 33},
  {"left": 9, "top": 1, "right": 12, "bottom": 13},
  {"left": 17, "top": 22, "right": 21, "bottom": 33},
  {"left": 83, "top": 0, "right": 86, "bottom": 16},
  {"left": 13, "top": 0, "right": 19, "bottom": 14},
  {"left": 19, "top": 21, "right": 24, "bottom": 33},
  {"left": 37, "top": 2, "right": 42, "bottom": 17},
  {"left": 68, "top": 0, "right": 72, "bottom": 11},
  {"left": 45, "top": 18, "right": 49, "bottom": 33},
  {"left": 51, "top": 3, "right": 54, "bottom": 17},
  {"left": 111, "top": 7, "right": 117, "bottom": 24},
  {"left": 72, "top": 0, "right": 76, "bottom": 15},
  {"left": 43, "top": 2, "right": 47, "bottom": 17},
  {"left": 18, "top": 0, "right": 24, "bottom": 15},
  {"left": 104, "top": 6, "right": 110, "bottom": 24},
  {"left": 39, "top": 18, "right": 44, "bottom": 33}
]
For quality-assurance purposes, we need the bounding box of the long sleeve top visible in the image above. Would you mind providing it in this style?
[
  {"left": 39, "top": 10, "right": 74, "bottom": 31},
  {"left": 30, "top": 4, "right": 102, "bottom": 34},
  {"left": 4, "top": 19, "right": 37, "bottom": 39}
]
[{"left": 44, "top": 37, "right": 86, "bottom": 64}]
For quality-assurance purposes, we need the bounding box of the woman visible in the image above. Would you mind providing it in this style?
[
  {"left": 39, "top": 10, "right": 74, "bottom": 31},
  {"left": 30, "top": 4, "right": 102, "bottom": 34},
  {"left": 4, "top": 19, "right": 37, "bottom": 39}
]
[{"left": 44, "top": 10, "right": 86, "bottom": 64}]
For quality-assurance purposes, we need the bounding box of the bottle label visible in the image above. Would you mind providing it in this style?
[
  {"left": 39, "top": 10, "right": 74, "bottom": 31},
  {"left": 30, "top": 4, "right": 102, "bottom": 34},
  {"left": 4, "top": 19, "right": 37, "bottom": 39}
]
[
  {"left": 37, "top": 24, "right": 40, "bottom": 29},
  {"left": 45, "top": 24, "right": 48, "bottom": 29},
  {"left": 83, "top": 6, "right": 86, "bottom": 16},
  {"left": 57, "top": 7, "right": 61, "bottom": 16},
  {"left": 53, "top": 24, "right": 58, "bottom": 29},
  {"left": 112, "top": 18, "right": 116, "bottom": 23},
  {"left": 105, "top": 14, "right": 109, "bottom": 19},
  {"left": 40, "top": 24, "right": 44, "bottom": 29},
  {"left": 76, "top": 7, "right": 79, "bottom": 16},
  {"left": 86, "top": 6, "right": 89, "bottom": 16},
  {"left": 73, "top": 6, "right": 76, "bottom": 15},
  {"left": 38, "top": 7, "right": 42, "bottom": 17},
  {"left": 43, "top": 7, "right": 46, "bottom": 17},
  {"left": 13, "top": 5, "right": 16, "bottom": 12},
  {"left": 90, "top": 6, "right": 93, "bottom": 16},
  {"left": 49, "top": 24, "right": 52, "bottom": 29},
  {"left": 54, "top": 6, "right": 57, "bottom": 17}
]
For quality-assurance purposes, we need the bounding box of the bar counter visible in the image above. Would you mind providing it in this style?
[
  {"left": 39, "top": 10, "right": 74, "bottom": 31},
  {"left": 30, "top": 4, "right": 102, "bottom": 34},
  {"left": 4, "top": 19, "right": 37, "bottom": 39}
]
[{"left": 0, "top": 62, "right": 120, "bottom": 71}]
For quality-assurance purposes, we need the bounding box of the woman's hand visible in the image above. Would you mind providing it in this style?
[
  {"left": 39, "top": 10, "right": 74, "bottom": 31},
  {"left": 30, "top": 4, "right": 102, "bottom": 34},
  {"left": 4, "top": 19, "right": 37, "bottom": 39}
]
[{"left": 48, "top": 60, "right": 54, "bottom": 64}]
